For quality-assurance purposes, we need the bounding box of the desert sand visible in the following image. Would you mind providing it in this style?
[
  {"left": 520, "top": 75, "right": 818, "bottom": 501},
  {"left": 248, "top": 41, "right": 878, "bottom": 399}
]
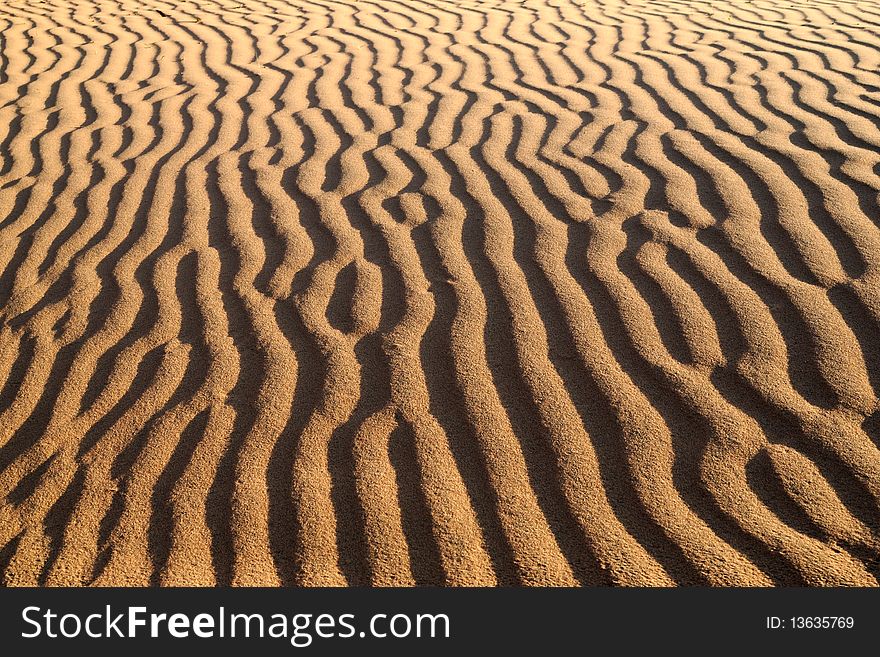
[{"left": 0, "top": 0, "right": 879, "bottom": 586}]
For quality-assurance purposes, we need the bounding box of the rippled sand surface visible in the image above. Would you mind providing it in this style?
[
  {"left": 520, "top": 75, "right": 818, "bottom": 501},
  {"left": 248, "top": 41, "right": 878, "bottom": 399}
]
[{"left": 1, "top": 0, "right": 879, "bottom": 586}]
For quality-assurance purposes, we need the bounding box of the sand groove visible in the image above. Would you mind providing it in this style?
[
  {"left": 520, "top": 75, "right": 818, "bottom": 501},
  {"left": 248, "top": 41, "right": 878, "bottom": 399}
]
[{"left": 1, "top": 0, "right": 879, "bottom": 586}]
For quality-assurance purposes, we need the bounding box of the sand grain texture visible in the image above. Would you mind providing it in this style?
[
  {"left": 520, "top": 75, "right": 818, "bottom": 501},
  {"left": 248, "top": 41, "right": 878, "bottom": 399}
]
[{"left": 1, "top": 0, "right": 880, "bottom": 586}]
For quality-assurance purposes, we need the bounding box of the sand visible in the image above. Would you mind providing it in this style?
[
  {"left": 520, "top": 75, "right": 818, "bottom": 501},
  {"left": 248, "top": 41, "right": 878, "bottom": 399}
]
[{"left": 0, "top": 0, "right": 878, "bottom": 587}]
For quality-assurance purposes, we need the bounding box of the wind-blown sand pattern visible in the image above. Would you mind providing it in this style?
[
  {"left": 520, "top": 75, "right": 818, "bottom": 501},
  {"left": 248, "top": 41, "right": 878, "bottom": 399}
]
[{"left": 1, "top": 0, "right": 879, "bottom": 587}]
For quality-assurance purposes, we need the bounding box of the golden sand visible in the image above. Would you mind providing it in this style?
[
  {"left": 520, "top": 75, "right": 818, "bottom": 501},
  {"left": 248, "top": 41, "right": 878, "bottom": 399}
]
[{"left": 0, "top": 0, "right": 879, "bottom": 586}]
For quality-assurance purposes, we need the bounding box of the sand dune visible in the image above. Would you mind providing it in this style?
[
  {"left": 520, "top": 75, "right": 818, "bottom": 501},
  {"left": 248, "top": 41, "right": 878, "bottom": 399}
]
[{"left": 0, "top": 0, "right": 879, "bottom": 586}]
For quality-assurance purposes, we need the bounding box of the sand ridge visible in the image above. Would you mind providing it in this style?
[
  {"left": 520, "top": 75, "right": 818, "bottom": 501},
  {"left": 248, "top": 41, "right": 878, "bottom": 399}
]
[{"left": 0, "top": 0, "right": 879, "bottom": 586}]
